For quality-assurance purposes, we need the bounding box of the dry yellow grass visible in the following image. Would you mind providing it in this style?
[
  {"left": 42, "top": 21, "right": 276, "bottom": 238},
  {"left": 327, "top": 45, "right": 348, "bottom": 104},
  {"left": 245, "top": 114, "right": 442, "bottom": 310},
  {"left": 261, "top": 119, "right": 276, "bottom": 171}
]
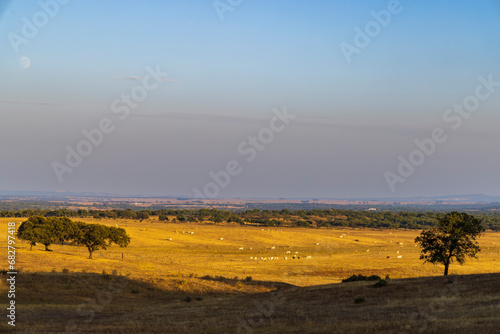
[{"left": 2, "top": 217, "right": 500, "bottom": 288}]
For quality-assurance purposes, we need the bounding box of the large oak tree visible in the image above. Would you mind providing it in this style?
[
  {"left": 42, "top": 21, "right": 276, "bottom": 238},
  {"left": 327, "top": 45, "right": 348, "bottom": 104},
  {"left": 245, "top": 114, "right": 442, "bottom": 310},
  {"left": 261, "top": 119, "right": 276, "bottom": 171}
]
[
  {"left": 17, "top": 216, "right": 60, "bottom": 251},
  {"left": 76, "top": 222, "right": 130, "bottom": 259},
  {"left": 415, "top": 212, "right": 484, "bottom": 276}
]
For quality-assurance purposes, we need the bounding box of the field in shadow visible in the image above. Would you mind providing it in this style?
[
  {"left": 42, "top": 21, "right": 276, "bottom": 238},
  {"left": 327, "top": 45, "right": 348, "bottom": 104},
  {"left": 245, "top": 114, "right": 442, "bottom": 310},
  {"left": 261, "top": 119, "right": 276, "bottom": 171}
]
[{"left": 1, "top": 271, "right": 499, "bottom": 333}]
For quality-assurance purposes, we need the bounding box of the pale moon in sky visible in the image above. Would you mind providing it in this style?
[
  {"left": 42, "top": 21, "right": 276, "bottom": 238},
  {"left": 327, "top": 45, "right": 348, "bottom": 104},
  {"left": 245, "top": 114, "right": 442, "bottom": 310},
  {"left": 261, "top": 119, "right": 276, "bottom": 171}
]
[{"left": 19, "top": 56, "right": 31, "bottom": 69}]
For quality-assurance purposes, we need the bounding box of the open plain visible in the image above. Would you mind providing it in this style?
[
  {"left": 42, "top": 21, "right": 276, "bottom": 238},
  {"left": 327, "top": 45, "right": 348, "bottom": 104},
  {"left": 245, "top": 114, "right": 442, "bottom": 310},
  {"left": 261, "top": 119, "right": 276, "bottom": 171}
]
[{"left": 1, "top": 217, "right": 500, "bottom": 333}]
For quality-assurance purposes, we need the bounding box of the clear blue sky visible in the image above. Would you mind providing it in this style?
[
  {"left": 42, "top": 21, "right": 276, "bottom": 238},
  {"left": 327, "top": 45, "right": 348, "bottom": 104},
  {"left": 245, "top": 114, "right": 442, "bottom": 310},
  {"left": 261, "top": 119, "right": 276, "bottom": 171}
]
[{"left": 1, "top": 0, "right": 499, "bottom": 198}]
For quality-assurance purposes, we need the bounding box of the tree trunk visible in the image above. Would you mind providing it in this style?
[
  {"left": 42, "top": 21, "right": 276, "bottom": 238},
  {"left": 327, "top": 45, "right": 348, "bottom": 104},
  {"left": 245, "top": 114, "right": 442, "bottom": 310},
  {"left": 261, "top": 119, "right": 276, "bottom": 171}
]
[
  {"left": 89, "top": 250, "right": 93, "bottom": 259},
  {"left": 44, "top": 244, "right": 52, "bottom": 252},
  {"left": 444, "top": 263, "right": 449, "bottom": 276}
]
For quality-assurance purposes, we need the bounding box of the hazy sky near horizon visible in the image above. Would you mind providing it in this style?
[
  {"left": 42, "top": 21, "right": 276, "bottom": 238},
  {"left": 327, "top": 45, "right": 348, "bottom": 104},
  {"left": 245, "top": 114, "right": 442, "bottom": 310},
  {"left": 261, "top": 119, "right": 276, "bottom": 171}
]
[{"left": 1, "top": 0, "right": 499, "bottom": 199}]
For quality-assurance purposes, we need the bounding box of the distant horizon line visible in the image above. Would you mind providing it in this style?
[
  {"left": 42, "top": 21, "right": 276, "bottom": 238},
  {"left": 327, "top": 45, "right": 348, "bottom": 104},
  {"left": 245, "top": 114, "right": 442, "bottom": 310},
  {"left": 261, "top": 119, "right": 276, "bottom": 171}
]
[{"left": 0, "top": 190, "right": 499, "bottom": 203}]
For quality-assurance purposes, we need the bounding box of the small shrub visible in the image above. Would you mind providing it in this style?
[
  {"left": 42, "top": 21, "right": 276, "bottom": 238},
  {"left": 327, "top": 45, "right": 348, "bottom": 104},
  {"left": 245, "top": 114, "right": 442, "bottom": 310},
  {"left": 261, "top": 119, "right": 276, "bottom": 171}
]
[
  {"left": 112, "top": 270, "right": 118, "bottom": 276},
  {"left": 179, "top": 280, "right": 187, "bottom": 285},
  {"left": 354, "top": 297, "right": 366, "bottom": 304},
  {"left": 245, "top": 276, "right": 253, "bottom": 282},
  {"left": 342, "top": 274, "right": 381, "bottom": 283},
  {"left": 62, "top": 268, "right": 70, "bottom": 273},
  {"left": 201, "top": 275, "right": 213, "bottom": 280},
  {"left": 373, "top": 279, "right": 388, "bottom": 288}
]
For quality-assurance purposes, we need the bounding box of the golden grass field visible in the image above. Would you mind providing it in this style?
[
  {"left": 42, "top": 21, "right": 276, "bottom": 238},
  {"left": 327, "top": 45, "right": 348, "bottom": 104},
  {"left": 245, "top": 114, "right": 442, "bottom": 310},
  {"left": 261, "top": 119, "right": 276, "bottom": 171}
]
[{"left": 1, "top": 217, "right": 500, "bottom": 333}]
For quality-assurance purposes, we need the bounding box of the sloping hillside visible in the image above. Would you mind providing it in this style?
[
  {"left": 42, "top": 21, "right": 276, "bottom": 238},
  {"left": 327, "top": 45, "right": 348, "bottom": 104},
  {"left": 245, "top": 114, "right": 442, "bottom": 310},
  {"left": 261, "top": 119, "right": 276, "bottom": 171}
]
[{"left": 2, "top": 272, "right": 499, "bottom": 333}]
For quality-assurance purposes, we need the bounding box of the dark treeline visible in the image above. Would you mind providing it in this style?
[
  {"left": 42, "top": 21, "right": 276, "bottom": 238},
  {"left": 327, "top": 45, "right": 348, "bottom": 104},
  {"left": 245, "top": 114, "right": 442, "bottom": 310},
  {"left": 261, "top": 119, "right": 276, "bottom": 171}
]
[
  {"left": 4, "top": 208, "right": 500, "bottom": 230},
  {"left": 241, "top": 202, "right": 500, "bottom": 213}
]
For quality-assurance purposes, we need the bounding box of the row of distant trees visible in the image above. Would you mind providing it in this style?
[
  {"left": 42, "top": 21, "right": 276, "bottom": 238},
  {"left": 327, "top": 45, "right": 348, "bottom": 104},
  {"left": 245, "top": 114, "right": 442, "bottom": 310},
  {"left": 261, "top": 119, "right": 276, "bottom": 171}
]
[
  {"left": 1, "top": 209, "right": 150, "bottom": 220},
  {"left": 17, "top": 216, "right": 130, "bottom": 259},
  {"left": 5, "top": 208, "right": 500, "bottom": 230}
]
